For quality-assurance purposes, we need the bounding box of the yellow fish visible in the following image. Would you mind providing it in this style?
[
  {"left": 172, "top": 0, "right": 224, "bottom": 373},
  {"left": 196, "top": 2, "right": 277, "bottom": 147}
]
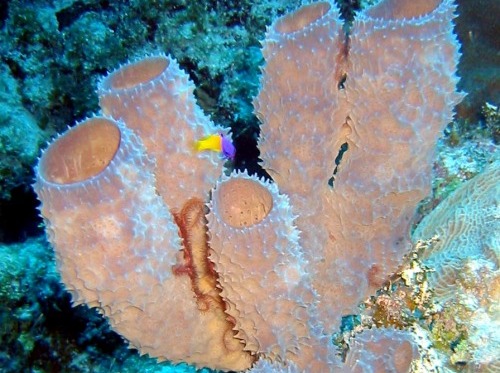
[{"left": 194, "top": 133, "right": 235, "bottom": 160}]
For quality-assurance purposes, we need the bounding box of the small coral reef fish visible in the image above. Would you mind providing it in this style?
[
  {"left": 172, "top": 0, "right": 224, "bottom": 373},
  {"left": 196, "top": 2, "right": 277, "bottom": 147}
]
[{"left": 194, "top": 133, "right": 236, "bottom": 160}]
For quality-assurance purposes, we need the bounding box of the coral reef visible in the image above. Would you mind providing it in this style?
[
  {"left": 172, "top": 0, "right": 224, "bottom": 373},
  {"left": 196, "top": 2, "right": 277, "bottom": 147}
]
[
  {"left": 32, "top": 0, "right": 470, "bottom": 371},
  {"left": 0, "top": 63, "right": 45, "bottom": 200},
  {"left": 454, "top": 0, "right": 500, "bottom": 122},
  {"left": 340, "top": 159, "right": 499, "bottom": 372},
  {"left": 413, "top": 160, "right": 499, "bottom": 371}
]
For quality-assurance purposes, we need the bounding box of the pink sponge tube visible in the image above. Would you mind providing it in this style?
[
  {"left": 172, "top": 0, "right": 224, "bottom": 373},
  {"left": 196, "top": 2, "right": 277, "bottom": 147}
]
[
  {"left": 97, "top": 55, "right": 227, "bottom": 209},
  {"left": 33, "top": 116, "right": 251, "bottom": 370}
]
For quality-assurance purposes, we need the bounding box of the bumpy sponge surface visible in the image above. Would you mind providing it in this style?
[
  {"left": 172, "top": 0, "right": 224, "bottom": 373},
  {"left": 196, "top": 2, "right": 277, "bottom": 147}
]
[{"left": 34, "top": 117, "right": 251, "bottom": 371}]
